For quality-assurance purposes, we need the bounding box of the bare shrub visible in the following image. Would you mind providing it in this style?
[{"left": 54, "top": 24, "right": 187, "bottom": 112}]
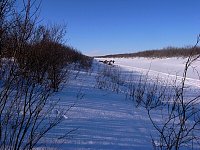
[
  {"left": 0, "top": 0, "right": 16, "bottom": 57},
  {"left": 132, "top": 35, "right": 200, "bottom": 150},
  {"left": 0, "top": 58, "right": 65, "bottom": 149},
  {"left": 95, "top": 64, "right": 124, "bottom": 93},
  {"left": 0, "top": 0, "right": 92, "bottom": 149}
]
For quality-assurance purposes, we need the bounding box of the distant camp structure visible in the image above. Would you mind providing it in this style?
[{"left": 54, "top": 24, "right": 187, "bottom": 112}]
[{"left": 99, "top": 60, "right": 115, "bottom": 65}]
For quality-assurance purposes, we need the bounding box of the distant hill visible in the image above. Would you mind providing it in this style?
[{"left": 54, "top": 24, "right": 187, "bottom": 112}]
[{"left": 96, "top": 46, "right": 200, "bottom": 58}]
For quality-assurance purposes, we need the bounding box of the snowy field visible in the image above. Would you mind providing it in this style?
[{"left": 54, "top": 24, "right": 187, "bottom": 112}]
[
  {"left": 98, "top": 57, "right": 200, "bottom": 88},
  {"left": 41, "top": 57, "right": 200, "bottom": 150}
]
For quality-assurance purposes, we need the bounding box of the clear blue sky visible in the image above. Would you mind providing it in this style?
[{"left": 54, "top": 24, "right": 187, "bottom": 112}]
[{"left": 40, "top": 0, "right": 200, "bottom": 56}]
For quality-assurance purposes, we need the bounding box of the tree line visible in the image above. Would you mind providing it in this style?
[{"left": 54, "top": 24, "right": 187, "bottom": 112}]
[{"left": 98, "top": 46, "right": 200, "bottom": 58}]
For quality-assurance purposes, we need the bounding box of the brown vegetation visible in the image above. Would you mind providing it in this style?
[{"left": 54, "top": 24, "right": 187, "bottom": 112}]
[
  {"left": 0, "top": 0, "right": 92, "bottom": 149},
  {"left": 97, "top": 46, "right": 200, "bottom": 58}
]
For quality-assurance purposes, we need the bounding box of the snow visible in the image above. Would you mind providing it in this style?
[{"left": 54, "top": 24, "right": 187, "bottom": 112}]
[
  {"left": 98, "top": 57, "right": 200, "bottom": 88},
  {"left": 44, "top": 71, "right": 155, "bottom": 150},
  {"left": 39, "top": 57, "right": 200, "bottom": 150}
]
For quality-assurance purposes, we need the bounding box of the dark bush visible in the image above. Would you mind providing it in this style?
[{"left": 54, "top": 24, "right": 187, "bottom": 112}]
[{"left": 0, "top": 1, "right": 93, "bottom": 149}]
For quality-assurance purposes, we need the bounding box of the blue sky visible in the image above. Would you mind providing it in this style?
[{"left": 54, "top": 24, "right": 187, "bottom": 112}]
[{"left": 40, "top": 0, "right": 200, "bottom": 56}]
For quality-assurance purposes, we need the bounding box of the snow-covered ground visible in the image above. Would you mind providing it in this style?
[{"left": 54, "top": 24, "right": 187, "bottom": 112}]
[
  {"left": 41, "top": 57, "right": 200, "bottom": 150},
  {"left": 98, "top": 57, "right": 200, "bottom": 88}
]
